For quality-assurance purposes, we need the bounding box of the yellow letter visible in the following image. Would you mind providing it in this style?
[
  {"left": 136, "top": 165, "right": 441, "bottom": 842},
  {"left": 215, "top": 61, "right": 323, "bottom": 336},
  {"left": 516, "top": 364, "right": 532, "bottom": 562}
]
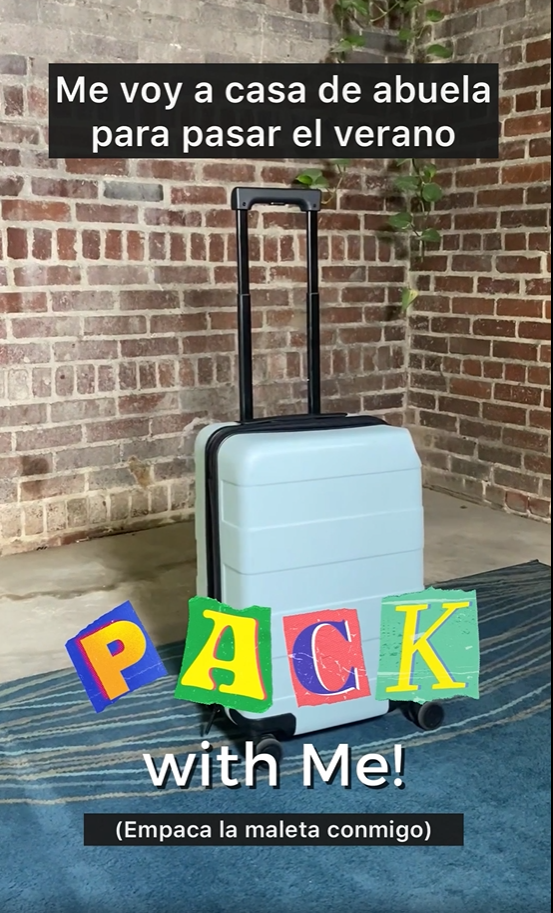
[
  {"left": 179, "top": 610, "right": 266, "bottom": 701},
  {"left": 386, "top": 602, "right": 469, "bottom": 693},
  {"left": 78, "top": 620, "right": 147, "bottom": 700}
]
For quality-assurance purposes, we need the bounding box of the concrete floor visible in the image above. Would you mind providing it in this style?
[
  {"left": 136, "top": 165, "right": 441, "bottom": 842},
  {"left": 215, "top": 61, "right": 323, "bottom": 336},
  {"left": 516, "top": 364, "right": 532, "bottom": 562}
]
[{"left": 0, "top": 489, "right": 550, "bottom": 685}]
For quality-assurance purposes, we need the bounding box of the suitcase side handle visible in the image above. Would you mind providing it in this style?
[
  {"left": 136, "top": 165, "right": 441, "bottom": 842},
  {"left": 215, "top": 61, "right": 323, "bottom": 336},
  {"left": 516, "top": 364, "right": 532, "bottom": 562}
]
[
  {"left": 231, "top": 186, "right": 321, "bottom": 213},
  {"left": 233, "top": 186, "right": 322, "bottom": 423}
]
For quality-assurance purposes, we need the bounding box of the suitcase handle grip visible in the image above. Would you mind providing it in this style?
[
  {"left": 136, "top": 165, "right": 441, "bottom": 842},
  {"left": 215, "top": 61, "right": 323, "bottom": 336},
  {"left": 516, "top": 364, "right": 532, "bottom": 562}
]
[
  {"left": 231, "top": 187, "right": 321, "bottom": 213},
  {"left": 233, "top": 186, "right": 322, "bottom": 423}
]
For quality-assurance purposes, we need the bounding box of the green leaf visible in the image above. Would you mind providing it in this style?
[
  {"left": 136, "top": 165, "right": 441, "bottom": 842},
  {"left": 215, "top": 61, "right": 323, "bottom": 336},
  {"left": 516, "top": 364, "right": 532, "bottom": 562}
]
[
  {"left": 401, "top": 288, "right": 419, "bottom": 310},
  {"left": 296, "top": 168, "right": 327, "bottom": 187},
  {"left": 344, "top": 0, "right": 370, "bottom": 15},
  {"left": 426, "top": 9, "right": 445, "bottom": 21},
  {"left": 395, "top": 158, "right": 411, "bottom": 167},
  {"left": 421, "top": 182, "right": 443, "bottom": 203},
  {"left": 388, "top": 211, "right": 413, "bottom": 231},
  {"left": 398, "top": 28, "right": 414, "bottom": 41},
  {"left": 420, "top": 228, "right": 441, "bottom": 243},
  {"left": 401, "top": 0, "right": 423, "bottom": 12},
  {"left": 422, "top": 163, "right": 437, "bottom": 181},
  {"left": 393, "top": 174, "right": 420, "bottom": 193},
  {"left": 337, "top": 33, "right": 366, "bottom": 49},
  {"left": 426, "top": 43, "right": 453, "bottom": 58}
]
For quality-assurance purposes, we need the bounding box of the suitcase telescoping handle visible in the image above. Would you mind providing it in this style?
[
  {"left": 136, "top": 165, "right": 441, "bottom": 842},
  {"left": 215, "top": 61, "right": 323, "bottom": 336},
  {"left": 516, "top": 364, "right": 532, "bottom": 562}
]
[{"left": 230, "top": 186, "right": 322, "bottom": 423}]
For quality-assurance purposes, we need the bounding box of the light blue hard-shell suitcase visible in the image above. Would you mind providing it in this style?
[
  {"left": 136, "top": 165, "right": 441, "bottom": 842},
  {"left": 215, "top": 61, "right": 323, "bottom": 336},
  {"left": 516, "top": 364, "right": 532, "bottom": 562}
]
[{"left": 194, "top": 187, "right": 445, "bottom": 759}]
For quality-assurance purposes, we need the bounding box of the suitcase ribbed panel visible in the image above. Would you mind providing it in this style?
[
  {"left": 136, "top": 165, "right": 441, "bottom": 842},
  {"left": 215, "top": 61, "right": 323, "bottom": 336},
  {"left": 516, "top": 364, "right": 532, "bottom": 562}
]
[{"left": 194, "top": 422, "right": 424, "bottom": 736}]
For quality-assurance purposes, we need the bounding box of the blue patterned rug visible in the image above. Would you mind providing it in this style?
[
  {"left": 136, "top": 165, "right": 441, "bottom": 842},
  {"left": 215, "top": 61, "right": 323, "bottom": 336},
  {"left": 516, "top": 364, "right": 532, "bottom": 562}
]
[{"left": 0, "top": 561, "right": 550, "bottom": 913}]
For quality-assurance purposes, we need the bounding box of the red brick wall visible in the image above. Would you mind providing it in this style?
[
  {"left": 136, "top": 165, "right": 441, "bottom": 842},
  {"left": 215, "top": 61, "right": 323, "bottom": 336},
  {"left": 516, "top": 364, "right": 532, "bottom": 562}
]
[
  {"left": 408, "top": 0, "right": 551, "bottom": 521},
  {"left": 0, "top": 18, "right": 406, "bottom": 555}
]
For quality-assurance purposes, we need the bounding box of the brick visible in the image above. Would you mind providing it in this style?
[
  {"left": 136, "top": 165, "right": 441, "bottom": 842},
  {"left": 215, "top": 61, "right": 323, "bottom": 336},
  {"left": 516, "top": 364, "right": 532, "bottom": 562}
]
[
  {"left": 104, "top": 182, "right": 163, "bottom": 202},
  {"left": 473, "top": 319, "right": 517, "bottom": 338},
  {"left": 86, "top": 418, "right": 149, "bottom": 444},
  {"left": 65, "top": 159, "right": 128, "bottom": 175},
  {"left": 503, "top": 64, "right": 551, "bottom": 90},
  {"left": 2, "top": 201, "right": 70, "bottom": 221},
  {"left": 119, "top": 290, "right": 180, "bottom": 310},
  {"left": 150, "top": 314, "right": 208, "bottom": 334},
  {"left": 120, "top": 338, "right": 180, "bottom": 358},
  {"left": 153, "top": 266, "right": 210, "bottom": 285},
  {"left": 51, "top": 290, "right": 114, "bottom": 311},
  {"left": 31, "top": 178, "right": 98, "bottom": 199},
  {"left": 494, "top": 383, "right": 542, "bottom": 406},
  {"left": 524, "top": 453, "right": 551, "bottom": 475},
  {"left": 504, "top": 490, "right": 529, "bottom": 513},
  {"left": 518, "top": 321, "right": 550, "bottom": 340},
  {"left": 500, "top": 209, "right": 548, "bottom": 228},
  {"left": 449, "top": 336, "right": 491, "bottom": 357},
  {"left": 20, "top": 476, "right": 85, "bottom": 502},
  {"left": 529, "top": 409, "right": 551, "bottom": 429},
  {"left": 82, "top": 230, "right": 101, "bottom": 259},
  {"left": 105, "top": 230, "right": 123, "bottom": 260},
  {"left": 0, "top": 55, "right": 27, "bottom": 75},
  {"left": 54, "top": 340, "right": 118, "bottom": 362},
  {"left": 3, "top": 85, "right": 24, "bottom": 116},
  {"left": 456, "top": 167, "right": 499, "bottom": 187},
  {"left": 171, "top": 186, "right": 227, "bottom": 205},
  {"left": 57, "top": 229, "right": 77, "bottom": 261},
  {"left": 496, "top": 256, "right": 542, "bottom": 273},
  {"left": 438, "top": 396, "right": 481, "bottom": 417},
  {"left": 84, "top": 316, "right": 147, "bottom": 336},
  {"left": 477, "top": 444, "right": 522, "bottom": 469},
  {"left": 0, "top": 343, "right": 50, "bottom": 365},
  {"left": 417, "top": 410, "right": 458, "bottom": 432},
  {"left": 526, "top": 38, "right": 551, "bottom": 62},
  {"left": 504, "top": 113, "right": 551, "bottom": 137},
  {"left": 0, "top": 124, "right": 39, "bottom": 144},
  {"left": 515, "top": 90, "right": 538, "bottom": 112},
  {"left": 449, "top": 377, "right": 492, "bottom": 399},
  {"left": 51, "top": 399, "right": 117, "bottom": 423},
  {"left": 136, "top": 161, "right": 195, "bottom": 180},
  {"left": 492, "top": 340, "right": 539, "bottom": 361},
  {"left": 503, "top": 426, "right": 549, "bottom": 454},
  {"left": 528, "top": 498, "right": 551, "bottom": 519},
  {"left": 482, "top": 402, "right": 527, "bottom": 425},
  {"left": 16, "top": 426, "right": 83, "bottom": 452},
  {"left": 126, "top": 231, "right": 144, "bottom": 260},
  {"left": 476, "top": 188, "right": 523, "bottom": 207},
  {"left": 32, "top": 229, "right": 52, "bottom": 260},
  {"left": 119, "top": 393, "right": 179, "bottom": 415},
  {"left": 14, "top": 266, "right": 81, "bottom": 286},
  {"left": 7, "top": 228, "right": 27, "bottom": 259},
  {"left": 76, "top": 204, "right": 138, "bottom": 223},
  {"left": 32, "top": 367, "right": 52, "bottom": 398},
  {"left": 477, "top": 277, "right": 519, "bottom": 294},
  {"left": 502, "top": 161, "right": 551, "bottom": 183},
  {"left": 11, "top": 317, "right": 80, "bottom": 339},
  {"left": 0, "top": 149, "right": 21, "bottom": 168},
  {"left": 87, "top": 266, "right": 149, "bottom": 285},
  {"left": 0, "top": 175, "right": 24, "bottom": 196},
  {"left": 525, "top": 279, "right": 551, "bottom": 296}
]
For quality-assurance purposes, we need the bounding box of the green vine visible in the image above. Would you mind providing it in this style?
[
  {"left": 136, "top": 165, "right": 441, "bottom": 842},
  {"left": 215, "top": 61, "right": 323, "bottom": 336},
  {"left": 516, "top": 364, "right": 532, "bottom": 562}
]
[{"left": 295, "top": 0, "right": 452, "bottom": 311}]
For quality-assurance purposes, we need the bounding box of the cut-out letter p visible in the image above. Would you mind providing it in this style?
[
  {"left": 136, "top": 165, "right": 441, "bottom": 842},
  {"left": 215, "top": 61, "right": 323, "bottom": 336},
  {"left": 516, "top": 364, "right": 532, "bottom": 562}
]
[{"left": 65, "top": 601, "right": 167, "bottom": 712}]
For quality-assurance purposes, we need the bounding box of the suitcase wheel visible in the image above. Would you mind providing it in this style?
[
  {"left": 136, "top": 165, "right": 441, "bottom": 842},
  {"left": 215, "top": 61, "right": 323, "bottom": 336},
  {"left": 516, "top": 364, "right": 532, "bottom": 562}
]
[
  {"left": 254, "top": 734, "right": 283, "bottom": 763},
  {"left": 412, "top": 700, "right": 445, "bottom": 732}
]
